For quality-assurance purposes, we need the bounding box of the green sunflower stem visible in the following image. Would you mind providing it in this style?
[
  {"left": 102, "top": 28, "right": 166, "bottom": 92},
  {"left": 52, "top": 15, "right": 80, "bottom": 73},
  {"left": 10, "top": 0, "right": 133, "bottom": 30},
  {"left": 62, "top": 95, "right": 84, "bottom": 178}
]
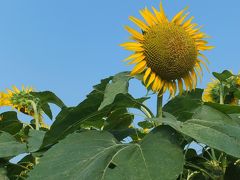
[
  {"left": 219, "top": 82, "right": 224, "bottom": 105},
  {"left": 156, "top": 93, "right": 163, "bottom": 126},
  {"left": 28, "top": 100, "right": 40, "bottom": 130}
]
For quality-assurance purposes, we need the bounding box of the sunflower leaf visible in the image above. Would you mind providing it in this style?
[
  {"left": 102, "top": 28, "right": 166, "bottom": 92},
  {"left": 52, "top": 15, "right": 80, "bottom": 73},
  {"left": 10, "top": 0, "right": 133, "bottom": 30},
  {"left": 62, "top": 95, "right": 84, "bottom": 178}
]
[
  {"left": 212, "top": 70, "right": 233, "bottom": 82},
  {"left": 27, "top": 129, "right": 46, "bottom": 152},
  {"left": 31, "top": 91, "right": 66, "bottom": 109},
  {"left": 42, "top": 76, "right": 113, "bottom": 147},
  {"left": 205, "top": 102, "right": 240, "bottom": 114},
  {"left": 163, "top": 89, "right": 203, "bottom": 121},
  {"left": 42, "top": 74, "right": 147, "bottom": 147},
  {"left": 0, "top": 132, "right": 27, "bottom": 158},
  {"left": 163, "top": 109, "right": 240, "bottom": 158},
  {"left": 99, "top": 71, "right": 132, "bottom": 110},
  {"left": 0, "top": 111, "right": 23, "bottom": 135},
  {"left": 27, "top": 127, "right": 184, "bottom": 180}
]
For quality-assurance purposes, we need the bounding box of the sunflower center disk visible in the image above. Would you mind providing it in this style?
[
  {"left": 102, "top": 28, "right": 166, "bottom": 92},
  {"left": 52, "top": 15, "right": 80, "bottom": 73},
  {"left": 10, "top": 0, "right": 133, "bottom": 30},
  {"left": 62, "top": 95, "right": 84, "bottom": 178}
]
[{"left": 143, "top": 23, "right": 197, "bottom": 81}]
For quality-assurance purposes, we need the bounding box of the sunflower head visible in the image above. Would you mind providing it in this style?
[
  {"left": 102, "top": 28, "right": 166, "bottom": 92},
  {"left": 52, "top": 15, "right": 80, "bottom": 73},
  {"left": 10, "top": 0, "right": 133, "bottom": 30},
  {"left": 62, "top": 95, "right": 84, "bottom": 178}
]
[
  {"left": 236, "top": 75, "right": 240, "bottom": 86},
  {"left": 202, "top": 79, "right": 221, "bottom": 103},
  {"left": 0, "top": 86, "right": 39, "bottom": 116},
  {"left": 121, "top": 2, "right": 213, "bottom": 97},
  {"left": 202, "top": 77, "right": 239, "bottom": 105}
]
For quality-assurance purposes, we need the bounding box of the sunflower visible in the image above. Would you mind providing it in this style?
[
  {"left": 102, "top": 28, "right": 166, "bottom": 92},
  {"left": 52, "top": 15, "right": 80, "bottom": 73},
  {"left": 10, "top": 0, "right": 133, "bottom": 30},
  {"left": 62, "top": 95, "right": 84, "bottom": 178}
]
[
  {"left": 202, "top": 77, "right": 239, "bottom": 105},
  {"left": 121, "top": 2, "right": 213, "bottom": 96},
  {"left": 236, "top": 75, "right": 240, "bottom": 86},
  {"left": 0, "top": 86, "right": 37, "bottom": 116},
  {"left": 202, "top": 79, "right": 220, "bottom": 103}
]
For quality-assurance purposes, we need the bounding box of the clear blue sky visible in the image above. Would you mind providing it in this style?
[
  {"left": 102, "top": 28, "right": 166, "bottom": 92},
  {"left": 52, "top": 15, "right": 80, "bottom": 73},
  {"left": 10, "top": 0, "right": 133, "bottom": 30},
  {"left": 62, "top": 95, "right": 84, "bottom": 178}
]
[{"left": 1, "top": 0, "right": 240, "bottom": 117}]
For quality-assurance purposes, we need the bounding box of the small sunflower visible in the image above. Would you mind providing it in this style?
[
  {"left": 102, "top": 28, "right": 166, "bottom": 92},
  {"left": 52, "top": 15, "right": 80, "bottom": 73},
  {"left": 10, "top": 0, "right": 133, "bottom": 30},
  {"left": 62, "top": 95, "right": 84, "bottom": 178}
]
[
  {"left": 121, "top": 2, "right": 213, "bottom": 96},
  {"left": 202, "top": 77, "right": 239, "bottom": 105},
  {"left": 0, "top": 86, "right": 37, "bottom": 116},
  {"left": 236, "top": 75, "right": 240, "bottom": 86},
  {"left": 202, "top": 79, "right": 220, "bottom": 103}
]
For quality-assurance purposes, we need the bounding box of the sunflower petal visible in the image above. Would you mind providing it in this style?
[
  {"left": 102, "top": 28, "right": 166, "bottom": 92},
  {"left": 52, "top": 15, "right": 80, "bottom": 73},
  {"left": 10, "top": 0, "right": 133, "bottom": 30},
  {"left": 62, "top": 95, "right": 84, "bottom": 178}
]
[
  {"left": 123, "top": 53, "right": 143, "bottom": 62},
  {"left": 157, "top": 78, "right": 165, "bottom": 92},
  {"left": 125, "top": 26, "right": 144, "bottom": 41},
  {"left": 192, "top": 32, "right": 207, "bottom": 39},
  {"left": 152, "top": 77, "right": 160, "bottom": 92},
  {"left": 195, "top": 67, "right": 202, "bottom": 82},
  {"left": 172, "top": 7, "right": 188, "bottom": 24},
  {"left": 199, "top": 53, "right": 210, "bottom": 64},
  {"left": 196, "top": 40, "right": 208, "bottom": 46},
  {"left": 146, "top": 72, "right": 156, "bottom": 88},
  {"left": 140, "top": 8, "right": 157, "bottom": 26},
  {"left": 120, "top": 42, "right": 144, "bottom": 51},
  {"left": 152, "top": 7, "right": 162, "bottom": 23},
  {"left": 129, "top": 16, "right": 149, "bottom": 31},
  {"left": 198, "top": 59, "right": 210, "bottom": 72},
  {"left": 143, "top": 68, "right": 151, "bottom": 83},
  {"left": 198, "top": 45, "right": 215, "bottom": 51},
  {"left": 159, "top": 2, "right": 168, "bottom": 22},
  {"left": 172, "top": 81, "right": 177, "bottom": 96},
  {"left": 168, "top": 82, "right": 175, "bottom": 97},
  {"left": 177, "top": 12, "right": 190, "bottom": 25},
  {"left": 128, "top": 55, "right": 145, "bottom": 64},
  {"left": 183, "top": 76, "right": 190, "bottom": 91},
  {"left": 190, "top": 69, "right": 197, "bottom": 89},
  {"left": 178, "top": 79, "right": 183, "bottom": 95},
  {"left": 130, "top": 61, "right": 147, "bottom": 76},
  {"left": 187, "top": 27, "right": 201, "bottom": 35},
  {"left": 182, "top": 16, "right": 194, "bottom": 29},
  {"left": 12, "top": 86, "right": 20, "bottom": 93}
]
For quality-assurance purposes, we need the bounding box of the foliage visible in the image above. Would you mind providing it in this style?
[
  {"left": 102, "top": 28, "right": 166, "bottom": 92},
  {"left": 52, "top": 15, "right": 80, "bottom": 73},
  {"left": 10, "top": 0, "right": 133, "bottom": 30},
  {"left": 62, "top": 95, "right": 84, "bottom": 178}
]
[{"left": 1, "top": 71, "right": 240, "bottom": 180}]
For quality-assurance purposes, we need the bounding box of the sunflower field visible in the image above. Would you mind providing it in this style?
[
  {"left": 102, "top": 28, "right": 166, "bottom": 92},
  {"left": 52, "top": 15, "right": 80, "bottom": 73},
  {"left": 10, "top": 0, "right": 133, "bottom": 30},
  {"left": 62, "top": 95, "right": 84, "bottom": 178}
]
[{"left": 1, "top": 2, "right": 240, "bottom": 180}]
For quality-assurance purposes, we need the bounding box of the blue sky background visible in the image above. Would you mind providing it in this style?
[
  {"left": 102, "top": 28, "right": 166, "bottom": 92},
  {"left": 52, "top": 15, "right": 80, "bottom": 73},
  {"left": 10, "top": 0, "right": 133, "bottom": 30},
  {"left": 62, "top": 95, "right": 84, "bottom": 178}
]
[{"left": 1, "top": 0, "right": 240, "bottom": 121}]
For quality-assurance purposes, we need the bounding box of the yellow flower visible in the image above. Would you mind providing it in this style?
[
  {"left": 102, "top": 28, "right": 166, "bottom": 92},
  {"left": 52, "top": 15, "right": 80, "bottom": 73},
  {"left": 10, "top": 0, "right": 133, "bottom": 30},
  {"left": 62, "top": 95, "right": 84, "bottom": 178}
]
[
  {"left": 202, "top": 79, "right": 220, "bottom": 103},
  {"left": 236, "top": 76, "right": 240, "bottom": 86},
  {"left": 0, "top": 85, "right": 36, "bottom": 116},
  {"left": 203, "top": 77, "right": 239, "bottom": 105},
  {"left": 121, "top": 2, "right": 213, "bottom": 96}
]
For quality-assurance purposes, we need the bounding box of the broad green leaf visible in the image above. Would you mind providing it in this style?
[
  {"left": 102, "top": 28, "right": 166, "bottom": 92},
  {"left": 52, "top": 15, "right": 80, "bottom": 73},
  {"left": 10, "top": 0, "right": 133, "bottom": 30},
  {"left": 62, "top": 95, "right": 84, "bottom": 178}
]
[
  {"left": 99, "top": 72, "right": 132, "bottom": 110},
  {"left": 40, "top": 103, "right": 53, "bottom": 120},
  {"left": 0, "top": 112, "right": 23, "bottom": 135},
  {"left": 163, "top": 89, "right": 203, "bottom": 121},
  {"left": 228, "top": 114, "right": 240, "bottom": 125},
  {"left": 163, "top": 116, "right": 240, "bottom": 158},
  {"left": 31, "top": 91, "right": 66, "bottom": 109},
  {"left": 28, "top": 128, "right": 184, "bottom": 180},
  {"left": 42, "top": 77, "right": 112, "bottom": 146},
  {"left": 108, "top": 128, "right": 137, "bottom": 141},
  {"left": 205, "top": 102, "right": 240, "bottom": 114},
  {"left": 104, "top": 108, "right": 133, "bottom": 130},
  {"left": 31, "top": 91, "right": 66, "bottom": 119},
  {"left": 0, "top": 132, "right": 27, "bottom": 158},
  {"left": 43, "top": 79, "right": 148, "bottom": 147},
  {"left": 193, "top": 105, "right": 239, "bottom": 126},
  {"left": 27, "top": 129, "right": 46, "bottom": 152},
  {"left": 212, "top": 70, "right": 233, "bottom": 82}
]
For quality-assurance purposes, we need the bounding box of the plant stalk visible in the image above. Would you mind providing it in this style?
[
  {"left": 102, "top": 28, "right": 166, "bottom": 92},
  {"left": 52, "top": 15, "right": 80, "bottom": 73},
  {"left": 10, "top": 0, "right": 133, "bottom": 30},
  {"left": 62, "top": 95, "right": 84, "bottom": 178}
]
[
  {"left": 155, "top": 93, "right": 163, "bottom": 126},
  {"left": 219, "top": 82, "right": 224, "bottom": 104},
  {"left": 28, "top": 100, "right": 40, "bottom": 130}
]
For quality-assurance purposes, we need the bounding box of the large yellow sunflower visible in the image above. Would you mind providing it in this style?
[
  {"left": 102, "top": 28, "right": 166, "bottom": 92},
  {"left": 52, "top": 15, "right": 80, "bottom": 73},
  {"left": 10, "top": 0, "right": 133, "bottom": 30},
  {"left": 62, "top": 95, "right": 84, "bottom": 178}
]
[
  {"left": 121, "top": 2, "right": 213, "bottom": 96},
  {"left": 0, "top": 86, "right": 36, "bottom": 116}
]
